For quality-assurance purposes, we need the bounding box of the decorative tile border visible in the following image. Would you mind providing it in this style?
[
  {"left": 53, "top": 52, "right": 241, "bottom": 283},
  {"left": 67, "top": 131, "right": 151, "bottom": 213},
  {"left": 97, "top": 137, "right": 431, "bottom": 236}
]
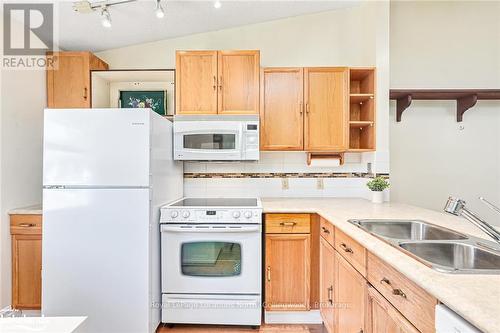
[{"left": 184, "top": 172, "right": 390, "bottom": 179}]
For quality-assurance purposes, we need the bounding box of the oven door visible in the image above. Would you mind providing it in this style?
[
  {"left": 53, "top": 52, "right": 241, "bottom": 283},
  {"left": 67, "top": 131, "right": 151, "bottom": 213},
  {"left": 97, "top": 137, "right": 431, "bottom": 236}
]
[
  {"left": 173, "top": 121, "right": 243, "bottom": 160},
  {"left": 161, "top": 224, "right": 261, "bottom": 294}
]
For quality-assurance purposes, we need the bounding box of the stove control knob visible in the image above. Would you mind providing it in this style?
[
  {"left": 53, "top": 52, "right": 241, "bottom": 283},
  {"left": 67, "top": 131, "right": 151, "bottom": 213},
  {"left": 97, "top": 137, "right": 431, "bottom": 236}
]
[
  {"left": 232, "top": 211, "right": 241, "bottom": 218},
  {"left": 170, "top": 211, "right": 179, "bottom": 218},
  {"left": 244, "top": 211, "right": 252, "bottom": 219},
  {"left": 182, "top": 211, "right": 190, "bottom": 218}
]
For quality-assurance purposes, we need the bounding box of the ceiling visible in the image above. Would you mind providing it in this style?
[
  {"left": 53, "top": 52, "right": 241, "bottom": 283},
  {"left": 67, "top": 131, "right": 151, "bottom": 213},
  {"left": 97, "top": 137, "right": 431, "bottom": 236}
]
[{"left": 56, "top": 0, "right": 362, "bottom": 51}]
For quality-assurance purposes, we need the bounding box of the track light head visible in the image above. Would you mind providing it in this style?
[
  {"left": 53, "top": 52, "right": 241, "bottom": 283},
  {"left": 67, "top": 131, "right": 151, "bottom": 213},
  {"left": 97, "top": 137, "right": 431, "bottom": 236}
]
[
  {"left": 100, "top": 6, "right": 111, "bottom": 28},
  {"left": 155, "top": 0, "right": 165, "bottom": 18}
]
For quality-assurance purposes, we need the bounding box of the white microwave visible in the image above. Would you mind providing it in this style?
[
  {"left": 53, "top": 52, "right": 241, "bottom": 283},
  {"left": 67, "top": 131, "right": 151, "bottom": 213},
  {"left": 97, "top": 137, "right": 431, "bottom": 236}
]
[{"left": 173, "top": 115, "right": 259, "bottom": 161}]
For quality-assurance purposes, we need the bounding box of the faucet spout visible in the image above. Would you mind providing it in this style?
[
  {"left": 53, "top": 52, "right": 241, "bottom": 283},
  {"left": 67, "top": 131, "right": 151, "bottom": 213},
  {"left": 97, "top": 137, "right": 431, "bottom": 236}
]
[{"left": 444, "top": 196, "right": 500, "bottom": 245}]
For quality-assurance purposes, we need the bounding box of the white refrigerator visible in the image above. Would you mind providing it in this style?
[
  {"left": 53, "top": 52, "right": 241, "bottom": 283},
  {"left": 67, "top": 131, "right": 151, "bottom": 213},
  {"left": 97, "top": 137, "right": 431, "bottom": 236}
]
[{"left": 42, "top": 108, "right": 183, "bottom": 333}]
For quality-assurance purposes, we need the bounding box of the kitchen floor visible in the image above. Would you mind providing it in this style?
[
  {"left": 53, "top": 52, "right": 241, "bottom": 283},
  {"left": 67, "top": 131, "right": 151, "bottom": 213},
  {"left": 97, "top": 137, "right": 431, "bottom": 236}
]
[{"left": 157, "top": 324, "right": 325, "bottom": 332}]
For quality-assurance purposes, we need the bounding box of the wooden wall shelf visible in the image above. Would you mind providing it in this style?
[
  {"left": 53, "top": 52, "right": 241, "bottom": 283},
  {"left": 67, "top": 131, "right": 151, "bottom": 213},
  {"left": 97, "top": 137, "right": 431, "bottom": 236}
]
[{"left": 390, "top": 89, "right": 500, "bottom": 122}]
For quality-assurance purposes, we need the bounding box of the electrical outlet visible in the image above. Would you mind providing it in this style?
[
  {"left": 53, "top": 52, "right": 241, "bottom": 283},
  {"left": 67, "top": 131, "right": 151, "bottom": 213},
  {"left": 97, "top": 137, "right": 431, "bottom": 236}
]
[
  {"left": 281, "top": 178, "right": 289, "bottom": 190},
  {"left": 317, "top": 178, "right": 324, "bottom": 190}
]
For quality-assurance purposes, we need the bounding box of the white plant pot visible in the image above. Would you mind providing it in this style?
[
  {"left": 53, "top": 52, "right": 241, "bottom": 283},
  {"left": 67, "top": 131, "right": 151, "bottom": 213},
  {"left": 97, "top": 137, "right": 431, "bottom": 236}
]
[{"left": 371, "top": 191, "right": 384, "bottom": 204}]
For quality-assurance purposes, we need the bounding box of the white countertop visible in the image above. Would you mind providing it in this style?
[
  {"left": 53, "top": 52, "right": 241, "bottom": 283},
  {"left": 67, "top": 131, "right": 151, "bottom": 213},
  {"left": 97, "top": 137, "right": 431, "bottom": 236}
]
[
  {"left": 8, "top": 204, "right": 42, "bottom": 215},
  {"left": 0, "top": 316, "right": 86, "bottom": 333},
  {"left": 261, "top": 198, "right": 500, "bottom": 333}
]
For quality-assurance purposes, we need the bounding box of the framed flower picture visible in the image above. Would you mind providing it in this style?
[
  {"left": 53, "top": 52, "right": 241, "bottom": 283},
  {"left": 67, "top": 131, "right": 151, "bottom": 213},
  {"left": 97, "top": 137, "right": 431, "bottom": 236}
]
[{"left": 119, "top": 90, "right": 167, "bottom": 115}]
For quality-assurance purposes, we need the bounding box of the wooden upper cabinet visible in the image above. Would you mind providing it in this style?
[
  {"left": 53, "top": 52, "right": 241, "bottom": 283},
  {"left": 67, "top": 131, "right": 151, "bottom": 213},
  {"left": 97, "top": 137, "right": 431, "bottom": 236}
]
[
  {"left": 260, "top": 68, "right": 304, "bottom": 150},
  {"left": 304, "top": 67, "right": 349, "bottom": 151},
  {"left": 217, "top": 50, "right": 260, "bottom": 114},
  {"left": 175, "top": 50, "right": 260, "bottom": 115},
  {"left": 335, "top": 251, "right": 366, "bottom": 333},
  {"left": 367, "top": 286, "right": 420, "bottom": 333},
  {"left": 46, "top": 52, "right": 108, "bottom": 108},
  {"left": 175, "top": 51, "right": 218, "bottom": 115},
  {"left": 265, "top": 234, "right": 310, "bottom": 311},
  {"left": 320, "top": 237, "right": 335, "bottom": 333}
]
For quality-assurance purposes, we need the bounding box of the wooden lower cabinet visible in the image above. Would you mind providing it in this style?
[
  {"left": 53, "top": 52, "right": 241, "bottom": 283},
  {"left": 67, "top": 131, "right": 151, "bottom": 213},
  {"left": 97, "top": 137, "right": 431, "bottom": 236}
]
[
  {"left": 10, "top": 214, "right": 42, "bottom": 309},
  {"left": 319, "top": 237, "right": 335, "bottom": 333},
  {"left": 335, "top": 251, "right": 366, "bottom": 333},
  {"left": 265, "top": 234, "right": 310, "bottom": 311},
  {"left": 367, "top": 286, "right": 420, "bottom": 333}
]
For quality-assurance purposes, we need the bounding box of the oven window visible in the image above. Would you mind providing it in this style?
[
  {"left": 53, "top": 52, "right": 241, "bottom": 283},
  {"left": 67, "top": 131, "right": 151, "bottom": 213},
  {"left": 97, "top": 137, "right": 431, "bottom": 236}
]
[
  {"left": 181, "top": 242, "right": 241, "bottom": 277},
  {"left": 183, "top": 134, "right": 236, "bottom": 150}
]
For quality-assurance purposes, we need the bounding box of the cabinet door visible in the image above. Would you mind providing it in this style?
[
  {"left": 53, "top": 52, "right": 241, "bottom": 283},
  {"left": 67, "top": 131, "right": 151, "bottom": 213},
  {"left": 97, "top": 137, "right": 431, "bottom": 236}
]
[
  {"left": 367, "top": 286, "right": 419, "bottom": 333},
  {"left": 260, "top": 68, "right": 304, "bottom": 150},
  {"left": 12, "top": 234, "right": 42, "bottom": 309},
  {"left": 265, "top": 234, "right": 310, "bottom": 311},
  {"left": 304, "top": 67, "right": 348, "bottom": 151},
  {"left": 175, "top": 51, "right": 218, "bottom": 115},
  {"left": 218, "top": 50, "right": 260, "bottom": 114},
  {"left": 47, "top": 52, "right": 91, "bottom": 108},
  {"left": 320, "top": 237, "right": 335, "bottom": 333},
  {"left": 335, "top": 251, "right": 366, "bottom": 333}
]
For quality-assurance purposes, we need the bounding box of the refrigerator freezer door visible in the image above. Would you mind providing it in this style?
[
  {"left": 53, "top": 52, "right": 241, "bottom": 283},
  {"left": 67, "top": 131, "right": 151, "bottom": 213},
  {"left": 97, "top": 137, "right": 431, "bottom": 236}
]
[
  {"left": 42, "top": 188, "right": 153, "bottom": 333},
  {"left": 43, "top": 109, "right": 150, "bottom": 187}
]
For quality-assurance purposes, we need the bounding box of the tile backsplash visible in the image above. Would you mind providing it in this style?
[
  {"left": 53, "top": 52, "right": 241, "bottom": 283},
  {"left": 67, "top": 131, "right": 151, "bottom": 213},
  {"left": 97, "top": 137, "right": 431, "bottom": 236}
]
[{"left": 184, "top": 152, "right": 390, "bottom": 200}]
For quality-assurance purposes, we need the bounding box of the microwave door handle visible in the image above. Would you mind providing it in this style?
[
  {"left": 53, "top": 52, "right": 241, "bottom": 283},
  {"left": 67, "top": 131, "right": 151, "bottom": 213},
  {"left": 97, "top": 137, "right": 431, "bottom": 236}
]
[{"left": 160, "top": 225, "right": 260, "bottom": 233}]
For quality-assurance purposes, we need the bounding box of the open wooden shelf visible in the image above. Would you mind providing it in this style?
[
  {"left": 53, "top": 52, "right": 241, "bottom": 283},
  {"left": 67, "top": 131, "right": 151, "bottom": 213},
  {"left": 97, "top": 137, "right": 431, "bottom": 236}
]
[
  {"left": 350, "top": 94, "right": 374, "bottom": 104},
  {"left": 350, "top": 68, "right": 375, "bottom": 94},
  {"left": 349, "top": 121, "right": 374, "bottom": 127},
  {"left": 349, "top": 68, "right": 376, "bottom": 151},
  {"left": 390, "top": 89, "right": 500, "bottom": 122}
]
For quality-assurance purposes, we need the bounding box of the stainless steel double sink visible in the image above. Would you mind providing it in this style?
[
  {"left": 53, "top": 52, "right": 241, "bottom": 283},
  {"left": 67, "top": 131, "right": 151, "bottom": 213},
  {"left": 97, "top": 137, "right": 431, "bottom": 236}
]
[{"left": 348, "top": 219, "right": 500, "bottom": 274}]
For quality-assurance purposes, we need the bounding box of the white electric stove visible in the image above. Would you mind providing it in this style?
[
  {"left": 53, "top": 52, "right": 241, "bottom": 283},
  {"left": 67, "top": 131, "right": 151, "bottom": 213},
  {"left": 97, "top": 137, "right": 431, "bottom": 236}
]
[{"left": 160, "top": 198, "right": 262, "bottom": 326}]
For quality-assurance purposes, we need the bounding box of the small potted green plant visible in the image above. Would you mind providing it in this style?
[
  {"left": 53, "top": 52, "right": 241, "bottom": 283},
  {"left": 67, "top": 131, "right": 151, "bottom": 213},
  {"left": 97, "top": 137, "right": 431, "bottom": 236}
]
[{"left": 366, "top": 176, "right": 390, "bottom": 203}]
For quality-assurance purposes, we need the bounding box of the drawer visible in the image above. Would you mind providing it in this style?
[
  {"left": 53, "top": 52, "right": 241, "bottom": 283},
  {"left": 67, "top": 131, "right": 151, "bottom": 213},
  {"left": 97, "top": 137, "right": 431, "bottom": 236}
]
[
  {"left": 319, "top": 217, "right": 334, "bottom": 246},
  {"left": 334, "top": 228, "right": 366, "bottom": 276},
  {"left": 10, "top": 215, "right": 42, "bottom": 235},
  {"left": 265, "top": 214, "right": 310, "bottom": 234},
  {"left": 367, "top": 253, "right": 437, "bottom": 333}
]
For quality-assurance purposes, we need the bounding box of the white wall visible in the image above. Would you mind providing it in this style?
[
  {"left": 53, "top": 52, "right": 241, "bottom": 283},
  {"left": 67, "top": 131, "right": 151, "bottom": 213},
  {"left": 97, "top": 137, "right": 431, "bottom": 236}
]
[
  {"left": 97, "top": 2, "right": 391, "bottom": 197},
  {"left": 0, "top": 14, "right": 47, "bottom": 309},
  {"left": 389, "top": 1, "right": 500, "bottom": 225}
]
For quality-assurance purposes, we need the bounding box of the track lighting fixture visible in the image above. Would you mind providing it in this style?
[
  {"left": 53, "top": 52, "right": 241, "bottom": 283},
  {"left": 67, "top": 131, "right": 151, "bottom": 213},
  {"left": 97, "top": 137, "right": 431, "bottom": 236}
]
[{"left": 155, "top": 0, "right": 165, "bottom": 18}]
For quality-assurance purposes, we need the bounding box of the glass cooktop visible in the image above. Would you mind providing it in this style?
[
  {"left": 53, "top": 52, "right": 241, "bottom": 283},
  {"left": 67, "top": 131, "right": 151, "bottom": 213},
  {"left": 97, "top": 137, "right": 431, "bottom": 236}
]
[{"left": 171, "top": 198, "right": 259, "bottom": 207}]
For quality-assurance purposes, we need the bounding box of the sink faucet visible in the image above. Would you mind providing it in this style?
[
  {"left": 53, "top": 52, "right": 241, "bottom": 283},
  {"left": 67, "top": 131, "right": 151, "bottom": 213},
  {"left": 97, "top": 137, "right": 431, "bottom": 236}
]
[{"left": 444, "top": 196, "right": 500, "bottom": 244}]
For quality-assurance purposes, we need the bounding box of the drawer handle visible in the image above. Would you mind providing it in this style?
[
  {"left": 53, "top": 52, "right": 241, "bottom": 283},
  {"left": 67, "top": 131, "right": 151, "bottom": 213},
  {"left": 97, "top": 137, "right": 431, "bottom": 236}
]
[
  {"left": 381, "top": 278, "right": 407, "bottom": 299},
  {"left": 321, "top": 226, "right": 330, "bottom": 234},
  {"left": 279, "top": 222, "right": 297, "bottom": 227},
  {"left": 392, "top": 288, "right": 407, "bottom": 298},
  {"left": 340, "top": 242, "right": 353, "bottom": 253},
  {"left": 19, "top": 223, "right": 36, "bottom": 228},
  {"left": 327, "top": 285, "right": 333, "bottom": 305},
  {"left": 267, "top": 266, "right": 271, "bottom": 282}
]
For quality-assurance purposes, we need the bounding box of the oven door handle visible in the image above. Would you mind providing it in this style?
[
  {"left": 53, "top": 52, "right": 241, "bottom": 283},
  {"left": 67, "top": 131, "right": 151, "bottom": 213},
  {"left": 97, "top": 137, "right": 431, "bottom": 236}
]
[{"left": 160, "top": 225, "right": 261, "bottom": 233}]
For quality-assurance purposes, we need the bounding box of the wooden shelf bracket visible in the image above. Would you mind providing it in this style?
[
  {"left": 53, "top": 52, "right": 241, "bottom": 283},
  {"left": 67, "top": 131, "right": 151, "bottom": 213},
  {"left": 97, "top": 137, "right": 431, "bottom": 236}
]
[
  {"left": 456, "top": 94, "right": 478, "bottom": 122},
  {"left": 396, "top": 94, "right": 412, "bottom": 122}
]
